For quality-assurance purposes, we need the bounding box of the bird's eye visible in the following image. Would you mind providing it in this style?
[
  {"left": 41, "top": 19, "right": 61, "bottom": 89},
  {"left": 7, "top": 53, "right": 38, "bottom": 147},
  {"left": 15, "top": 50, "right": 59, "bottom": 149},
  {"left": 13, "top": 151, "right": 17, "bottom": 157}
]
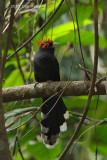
[{"left": 42, "top": 44, "right": 49, "bottom": 49}]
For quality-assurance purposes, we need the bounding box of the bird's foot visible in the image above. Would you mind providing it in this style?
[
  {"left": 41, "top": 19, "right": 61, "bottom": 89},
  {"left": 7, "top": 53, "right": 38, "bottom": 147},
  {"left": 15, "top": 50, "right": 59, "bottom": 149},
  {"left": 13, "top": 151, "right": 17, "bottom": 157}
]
[
  {"left": 46, "top": 80, "right": 52, "bottom": 83},
  {"left": 34, "top": 82, "right": 39, "bottom": 88}
]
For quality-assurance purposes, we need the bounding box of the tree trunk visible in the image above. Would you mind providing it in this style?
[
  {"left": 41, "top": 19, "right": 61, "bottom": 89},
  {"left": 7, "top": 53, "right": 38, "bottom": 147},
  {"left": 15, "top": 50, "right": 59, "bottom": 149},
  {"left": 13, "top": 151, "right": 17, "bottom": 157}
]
[{"left": 0, "top": 1, "right": 12, "bottom": 159}]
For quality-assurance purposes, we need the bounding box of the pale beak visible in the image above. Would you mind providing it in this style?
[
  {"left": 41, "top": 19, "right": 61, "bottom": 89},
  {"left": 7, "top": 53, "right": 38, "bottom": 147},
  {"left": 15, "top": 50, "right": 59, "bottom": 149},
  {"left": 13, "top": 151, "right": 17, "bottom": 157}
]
[{"left": 53, "top": 42, "right": 59, "bottom": 48}]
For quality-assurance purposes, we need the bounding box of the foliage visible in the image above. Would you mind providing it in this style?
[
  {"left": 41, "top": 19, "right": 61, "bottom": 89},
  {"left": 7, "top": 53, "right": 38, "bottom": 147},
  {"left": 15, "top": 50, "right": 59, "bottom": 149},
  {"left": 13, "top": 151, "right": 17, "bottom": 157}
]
[{"left": 3, "top": 0, "right": 107, "bottom": 160}]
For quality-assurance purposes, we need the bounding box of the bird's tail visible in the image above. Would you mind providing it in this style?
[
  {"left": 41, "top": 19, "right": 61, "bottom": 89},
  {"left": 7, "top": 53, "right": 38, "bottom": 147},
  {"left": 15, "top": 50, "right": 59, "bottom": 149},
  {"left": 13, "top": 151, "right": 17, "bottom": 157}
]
[{"left": 41, "top": 97, "right": 69, "bottom": 148}]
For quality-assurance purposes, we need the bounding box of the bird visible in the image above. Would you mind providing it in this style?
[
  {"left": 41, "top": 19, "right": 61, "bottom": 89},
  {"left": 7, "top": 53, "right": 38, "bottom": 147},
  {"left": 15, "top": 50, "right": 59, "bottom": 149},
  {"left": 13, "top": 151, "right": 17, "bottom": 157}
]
[{"left": 34, "top": 39, "right": 69, "bottom": 148}]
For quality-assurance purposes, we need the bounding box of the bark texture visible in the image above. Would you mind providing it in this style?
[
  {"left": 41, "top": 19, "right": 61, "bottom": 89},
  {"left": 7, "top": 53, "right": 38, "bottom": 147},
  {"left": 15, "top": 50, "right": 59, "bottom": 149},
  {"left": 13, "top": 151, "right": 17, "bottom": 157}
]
[
  {"left": 2, "top": 81, "right": 106, "bottom": 102},
  {"left": 0, "top": 0, "right": 12, "bottom": 160}
]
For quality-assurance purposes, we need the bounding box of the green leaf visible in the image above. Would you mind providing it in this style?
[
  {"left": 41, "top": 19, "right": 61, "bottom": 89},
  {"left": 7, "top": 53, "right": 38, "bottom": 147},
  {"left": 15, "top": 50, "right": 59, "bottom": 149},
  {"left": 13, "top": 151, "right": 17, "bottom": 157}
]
[
  {"left": 90, "top": 143, "right": 107, "bottom": 155},
  {"left": 47, "top": 20, "right": 92, "bottom": 39},
  {"left": 3, "top": 69, "right": 24, "bottom": 88},
  {"left": 41, "top": 0, "right": 61, "bottom": 13},
  {"left": 73, "top": 3, "right": 93, "bottom": 25},
  {"left": 54, "top": 30, "right": 107, "bottom": 48},
  {"left": 27, "top": 141, "right": 62, "bottom": 160}
]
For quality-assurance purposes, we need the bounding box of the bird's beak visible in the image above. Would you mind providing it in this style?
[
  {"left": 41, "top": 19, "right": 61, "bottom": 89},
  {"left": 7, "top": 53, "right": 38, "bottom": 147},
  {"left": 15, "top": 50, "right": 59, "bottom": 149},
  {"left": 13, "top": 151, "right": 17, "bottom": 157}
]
[{"left": 53, "top": 42, "right": 59, "bottom": 48}]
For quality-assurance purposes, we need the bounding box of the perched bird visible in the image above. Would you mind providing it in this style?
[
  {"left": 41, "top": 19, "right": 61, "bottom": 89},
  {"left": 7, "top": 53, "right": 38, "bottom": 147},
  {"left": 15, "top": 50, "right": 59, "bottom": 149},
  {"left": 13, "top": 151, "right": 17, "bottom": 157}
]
[{"left": 34, "top": 39, "right": 69, "bottom": 148}]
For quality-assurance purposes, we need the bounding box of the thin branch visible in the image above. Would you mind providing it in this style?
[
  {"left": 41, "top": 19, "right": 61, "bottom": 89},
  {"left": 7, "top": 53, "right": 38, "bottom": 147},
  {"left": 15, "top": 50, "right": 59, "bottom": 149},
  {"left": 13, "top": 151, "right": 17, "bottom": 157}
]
[
  {"left": 26, "top": 0, "right": 44, "bottom": 82},
  {"left": 58, "top": 0, "right": 99, "bottom": 159},
  {"left": 16, "top": 136, "right": 25, "bottom": 160},
  {"left": 2, "top": 81, "right": 106, "bottom": 102},
  {"left": 94, "top": 95, "right": 99, "bottom": 160},
  {"left": 42, "top": 0, "right": 47, "bottom": 38},
  {"left": 3, "top": 0, "right": 25, "bottom": 34},
  {"left": 70, "top": 111, "right": 107, "bottom": 126},
  {"left": 5, "top": 107, "right": 107, "bottom": 130},
  {"left": 51, "top": 0, "right": 56, "bottom": 39},
  {"left": 12, "top": 135, "right": 17, "bottom": 158},
  {"left": 74, "top": 0, "right": 90, "bottom": 80},
  {"left": 6, "top": 85, "right": 68, "bottom": 132},
  {"left": 70, "top": 118, "right": 106, "bottom": 155},
  {"left": 5, "top": 1, "right": 56, "bottom": 20},
  {"left": 12, "top": 136, "right": 25, "bottom": 160},
  {"left": 0, "top": 0, "right": 12, "bottom": 159},
  {"left": 4, "top": 2, "right": 11, "bottom": 18},
  {"left": 2, "top": 0, "right": 16, "bottom": 78},
  {"left": 19, "top": 81, "right": 71, "bottom": 141},
  {"left": 6, "top": 112, "right": 30, "bottom": 129},
  {"left": 6, "top": 0, "right": 65, "bottom": 61},
  {"left": 11, "top": 38, "right": 26, "bottom": 83},
  {"left": 5, "top": 106, "right": 38, "bottom": 120},
  {"left": 65, "top": 0, "right": 75, "bottom": 81},
  {"left": 76, "top": 65, "right": 99, "bottom": 79},
  {"left": 96, "top": 77, "right": 107, "bottom": 85}
]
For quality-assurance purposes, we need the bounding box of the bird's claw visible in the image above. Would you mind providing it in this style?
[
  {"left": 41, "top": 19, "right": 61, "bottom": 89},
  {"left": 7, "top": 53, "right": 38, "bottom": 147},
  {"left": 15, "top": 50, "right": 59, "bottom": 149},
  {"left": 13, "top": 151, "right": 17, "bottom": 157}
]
[
  {"left": 34, "top": 82, "right": 39, "bottom": 88},
  {"left": 46, "top": 80, "right": 52, "bottom": 83}
]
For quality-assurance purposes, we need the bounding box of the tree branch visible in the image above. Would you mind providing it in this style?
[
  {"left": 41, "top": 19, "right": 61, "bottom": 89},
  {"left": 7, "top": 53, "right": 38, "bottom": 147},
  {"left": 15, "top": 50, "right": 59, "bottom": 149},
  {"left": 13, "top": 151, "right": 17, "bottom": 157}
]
[
  {"left": 75, "top": 1, "right": 90, "bottom": 80},
  {"left": 58, "top": 0, "right": 99, "bottom": 159},
  {"left": 0, "top": 0, "right": 12, "bottom": 160},
  {"left": 3, "top": 0, "right": 25, "bottom": 34},
  {"left": 2, "top": 0, "right": 16, "bottom": 78},
  {"left": 2, "top": 81, "right": 106, "bottom": 102},
  {"left": 6, "top": 0, "right": 64, "bottom": 61}
]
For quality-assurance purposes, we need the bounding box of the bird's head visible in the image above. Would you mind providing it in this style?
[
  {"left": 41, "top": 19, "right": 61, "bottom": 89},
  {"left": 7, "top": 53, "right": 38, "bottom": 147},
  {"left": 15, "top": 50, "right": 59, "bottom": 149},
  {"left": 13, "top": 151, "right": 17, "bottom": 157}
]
[{"left": 37, "top": 39, "right": 59, "bottom": 50}]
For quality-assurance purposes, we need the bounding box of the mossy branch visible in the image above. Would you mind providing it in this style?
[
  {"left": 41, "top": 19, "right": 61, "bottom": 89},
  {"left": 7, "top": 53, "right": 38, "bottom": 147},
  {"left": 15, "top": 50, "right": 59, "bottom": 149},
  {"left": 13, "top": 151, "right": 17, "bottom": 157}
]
[{"left": 2, "top": 81, "right": 106, "bottom": 102}]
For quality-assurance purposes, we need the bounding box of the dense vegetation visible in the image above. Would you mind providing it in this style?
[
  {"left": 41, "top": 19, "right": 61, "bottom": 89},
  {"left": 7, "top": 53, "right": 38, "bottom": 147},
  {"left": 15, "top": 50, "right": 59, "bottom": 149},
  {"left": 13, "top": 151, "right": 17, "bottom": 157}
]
[{"left": 1, "top": 0, "right": 107, "bottom": 160}]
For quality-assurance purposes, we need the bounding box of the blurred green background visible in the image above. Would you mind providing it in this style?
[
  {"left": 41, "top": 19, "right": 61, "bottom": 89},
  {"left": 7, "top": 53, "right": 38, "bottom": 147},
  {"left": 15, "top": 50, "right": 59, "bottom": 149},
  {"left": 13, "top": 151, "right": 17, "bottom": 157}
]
[{"left": 3, "top": 0, "right": 107, "bottom": 160}]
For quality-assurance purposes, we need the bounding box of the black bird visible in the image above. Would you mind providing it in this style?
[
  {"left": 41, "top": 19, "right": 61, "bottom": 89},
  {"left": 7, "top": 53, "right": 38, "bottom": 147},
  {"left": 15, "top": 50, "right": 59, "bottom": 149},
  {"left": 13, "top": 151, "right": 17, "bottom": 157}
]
[{"left": 34, "top": 39, "right": 69, "bottom": 148}]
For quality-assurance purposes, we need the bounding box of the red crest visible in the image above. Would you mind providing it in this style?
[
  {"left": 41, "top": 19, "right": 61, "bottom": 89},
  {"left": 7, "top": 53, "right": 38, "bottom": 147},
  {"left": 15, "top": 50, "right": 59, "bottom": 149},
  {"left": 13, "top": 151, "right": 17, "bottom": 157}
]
[{"left": 37, "top": 39, "right": 53, "bottom": 47}]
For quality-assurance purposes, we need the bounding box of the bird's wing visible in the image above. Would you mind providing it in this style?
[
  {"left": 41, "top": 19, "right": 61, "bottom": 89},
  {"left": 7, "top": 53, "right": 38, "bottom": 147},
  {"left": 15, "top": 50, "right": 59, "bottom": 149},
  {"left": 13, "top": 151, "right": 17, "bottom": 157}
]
[{"left": 34, "top": 54, "right": 60, "bottom": 82}]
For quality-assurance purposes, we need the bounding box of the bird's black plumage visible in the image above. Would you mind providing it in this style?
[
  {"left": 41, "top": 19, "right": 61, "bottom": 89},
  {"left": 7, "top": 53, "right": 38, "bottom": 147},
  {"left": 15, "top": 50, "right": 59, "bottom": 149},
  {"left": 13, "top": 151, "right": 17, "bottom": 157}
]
[{"left": 34, "top": 40, "right": 69, "bottom": 148}]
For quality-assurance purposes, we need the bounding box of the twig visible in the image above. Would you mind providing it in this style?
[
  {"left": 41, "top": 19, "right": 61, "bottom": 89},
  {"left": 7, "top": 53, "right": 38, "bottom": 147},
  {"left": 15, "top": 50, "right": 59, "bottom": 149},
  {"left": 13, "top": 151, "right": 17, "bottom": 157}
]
[
  {"left": 42, "top": 0, "right": 47, "bottom": 38},
  {"left": 26, "top": 0, "right": 44, "bottom": 82},
  {"left": 65, "top": 0, "right": 76, "bottom": 81},
  {"left": 5, "top": 1, "right": 56, "bottom": 20},
  {"left": 4, "top": 2, "right": 11, "bottom": 18},
  {"left": 6, "top": 0, "right": 65, "bottom": 61},
  {"left": 3, "top": 0, "right": 25, "bottom": 34},
  {"left": 74, "top": 0, "right": 90, "bottom": 80},
  {"left": 6, "top": 107, "right": 107, "bottom": 130},
  {"left": 12, "top": 135, "right": 17, "bottom": 157},
  {"left": 16, "top": 136, "right": 25, "bottom": 160},
  {"left": 7, "top": 84, "right": 69, "bottom": 132},
  {"left": 51, "top": 0, "right": 56, "bottom": 39},
  {"left": 2, "top": 0, "right": 16, "bottom": 78},
  {"left": 70, "top": 111, "right": 107, "bottom": 125},
  {"left": 77, "top": 65, "right": 99, "bottom": 79},
  {"left": 94, "top": 95, "right": 99, "bottom": 160},
  {"left": 5, "top": 105, "right": 107, "bottom": 129},
  {"left": 77, "top": 66, "right": 106, "bottom": 93},
  {"left": 96, "top": 77, "right": 107, "bottom": 85},
  {"left": 70, "top": 119, "right": 105, "bottom": 155},
  {"left": 58, "top": 0, "right": 99, "bottom": 159},
  {"left": 11, "top": 38, "right": 26, "bottom": 83},
  {"left": 6, "top": 112, "right": 31, "bottom": 129},
  {"left": 5, "top": 106, "right": 39, "bottom": 120},
  {"left": 19, "top": 81, "right": 71, "bottom": 142}
]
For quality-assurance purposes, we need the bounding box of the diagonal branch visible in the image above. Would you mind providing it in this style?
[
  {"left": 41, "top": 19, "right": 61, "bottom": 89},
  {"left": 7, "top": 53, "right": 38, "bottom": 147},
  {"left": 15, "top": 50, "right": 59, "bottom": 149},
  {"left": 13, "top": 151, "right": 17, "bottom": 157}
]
[
  {"left": 6, "top": 0, "right": 65, "bottom": 61},
  {"left": 11, "top": 38, "right": 26, "bottom": 83},
  {"left": 3, "top": 0, "right": 25, "bottom": 34},
  {"left": 74, "top": 0, "right": 90, "bottom": 80},
  {"left": 58, "top": 0, "right": 99, "bottom": 159},
  {"left": 2, "top": 0, "right": 16, "bottom": 78}
]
